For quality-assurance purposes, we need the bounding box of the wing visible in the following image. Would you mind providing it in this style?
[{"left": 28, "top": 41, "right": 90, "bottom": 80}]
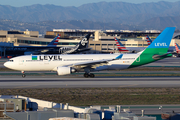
[{"left": 63, "top": 54, "right": 123, "bottom": 69}]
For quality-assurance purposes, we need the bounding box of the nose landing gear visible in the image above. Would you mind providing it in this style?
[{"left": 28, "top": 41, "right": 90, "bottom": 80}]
[
  {"left": 21, "top": 71, "right": 26, "bottom": 78},
  {"left": 22, "top": 74, "right": 26, "bottom": 78}
]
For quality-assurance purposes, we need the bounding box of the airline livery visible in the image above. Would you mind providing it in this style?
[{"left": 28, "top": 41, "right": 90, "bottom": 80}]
[
  {"left": 175, "top": 43, "right": 180, "bottom": 54},
  {"left": 114, "top": 37, "right": 129, "bottom": 52},
  {"left": 146, "top": 35, "right": 152, "bottom": 45},
  {"left": 59, "top": 34, "right": 91, "bottom": 54},
  {"left": 4, "top": 27, "right": 175, "bottom": 78}
]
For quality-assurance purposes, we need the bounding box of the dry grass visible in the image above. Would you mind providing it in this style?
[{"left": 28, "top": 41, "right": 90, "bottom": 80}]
[{"left": 0, "top": 88, "right": 180, "bottom": 106}]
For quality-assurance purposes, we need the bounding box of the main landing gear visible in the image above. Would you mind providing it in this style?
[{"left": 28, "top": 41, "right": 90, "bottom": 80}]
[
  {"left": 21, "top": 71, "right": 26, "bottom": 78},
  {"left": 84, "top": 73, "right": 95, "bottom": 78}
]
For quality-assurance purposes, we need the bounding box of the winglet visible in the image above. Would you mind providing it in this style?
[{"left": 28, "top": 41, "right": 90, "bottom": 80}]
[{"left": 115, "top": 54, "right": 123, "bottom": 59}]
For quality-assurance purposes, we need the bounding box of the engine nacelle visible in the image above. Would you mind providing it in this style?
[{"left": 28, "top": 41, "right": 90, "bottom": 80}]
[{"left": 57, "top": 67, "right": 76, "bottom": 75}]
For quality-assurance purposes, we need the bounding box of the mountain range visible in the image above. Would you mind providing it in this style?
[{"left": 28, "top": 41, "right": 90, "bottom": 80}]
[{"left": 0, "top": 1, "right": 180, "bottom": 32}]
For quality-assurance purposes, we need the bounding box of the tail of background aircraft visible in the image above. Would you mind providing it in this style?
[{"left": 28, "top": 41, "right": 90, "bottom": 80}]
[
  {"left": 129, "top": 27, "right": 176, "bottom": 68},
  {"left": 60, "top": 33, "right": 91, "bottom": 54},
  {"left": 175, "top": 43, "right": 180, "bottom": 53},
  {"left": 78, "top": 33, "right": 91, "bottom": 49},
  {"left": 47, "top": 34, "right": 61, "bottom": 46},
  {"left": 145, "top": 35, "right": 152, "bottom": 45},
  {"left": 114, "top": 37, "right": 129, "bottom": 52}
]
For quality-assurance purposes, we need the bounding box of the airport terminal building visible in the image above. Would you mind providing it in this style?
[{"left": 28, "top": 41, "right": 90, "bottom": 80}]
[
  {"left": 40, "top": 29, "right": 180, "bottom": 53},
  {"left": 0, "top": 29, "right": 180, "bottom": 56}
]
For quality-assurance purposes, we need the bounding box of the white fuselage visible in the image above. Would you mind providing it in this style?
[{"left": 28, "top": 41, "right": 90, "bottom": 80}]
[{"left": 4, "top": 53, "right": 140, "bottom": 72}]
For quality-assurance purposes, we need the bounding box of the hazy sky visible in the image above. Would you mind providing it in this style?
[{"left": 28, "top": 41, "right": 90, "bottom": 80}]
[{"left": 1, "top": 0, "right": 180, "bottom": 7}]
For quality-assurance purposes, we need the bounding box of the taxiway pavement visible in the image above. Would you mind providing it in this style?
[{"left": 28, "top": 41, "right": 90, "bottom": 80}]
[{"left": 0, "top": 76, "right": 180, "bottom": 88}]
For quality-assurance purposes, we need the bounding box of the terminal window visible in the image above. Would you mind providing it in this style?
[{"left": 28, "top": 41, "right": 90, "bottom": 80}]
[
  {"left": 132, "top": 44, "right": 137, "bottom": 46},
  {"left": 126, "top": 44, "right": 131, "bottom": 46},
  {"left": 69, "top": 43, "right": 77, "bottom": 45},
  {"left": 0, "top": 35, "right": 6, "bottom": 38},
  {"left": 108, "top": 44, "right": 113, "bottom": 46},
  {"left": 62, "top": 43, "right": 70, "bottom": 45},
  {"left": 102, "top": 48, "right": 107, "bottom": 50},
  {"left": 143, "top": 44, "right": 148, "bottom": 46}
]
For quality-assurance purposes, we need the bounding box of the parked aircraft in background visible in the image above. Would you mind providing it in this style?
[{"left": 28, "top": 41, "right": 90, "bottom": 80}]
[
  {"left": 175, "top": 43, "right": 180, "bottom": 53},
  {"left": 5, "top": 34, "right": 91, "bottom": 56},
  {"left": 4, "top": 27, "right": 175, "bottom": 78},
  {"left": 114, "top": 35, "right": 152, "bottom": 53},
  {"left": 24, "top": 34, "right": 61, "bottom": 55},
  {"left": 5, "top": 34, "right": 61, "bottom": 56},
  {"left": 59, "top": 34, "right": 91, "bottom": 54},
  {"left": 114, "top": 37, "right": 129, "bottom": 52},
  {"left": 146, "top": 35, "right": 152, "bottom": 45}
]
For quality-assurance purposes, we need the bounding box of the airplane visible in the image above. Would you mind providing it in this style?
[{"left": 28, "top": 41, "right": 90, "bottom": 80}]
[
  {"left": 58, "top": 34, "right": 91, "bottom": 54},
  {"left": 146, "top": 35, "right": 153, "bottom": 45},
  {"left": 5, "top": 34, "right": 91, "bottom": 56},
  {"left": 175, "top": 43, "right": 180, "bottom": 53},
  {"left": 114, "top": 35, "right": 152, "bottom": 53},
  {"left": 4, "top": 27, "right": 175, "bottom": 78},
  {"left": 5, "top": 34, "right": 61, "bottom": 56}
]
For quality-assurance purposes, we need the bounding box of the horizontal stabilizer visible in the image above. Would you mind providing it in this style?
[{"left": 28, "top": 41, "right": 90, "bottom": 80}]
[{"left": 152, "top": 53, "right": 173, "bottom": 60}]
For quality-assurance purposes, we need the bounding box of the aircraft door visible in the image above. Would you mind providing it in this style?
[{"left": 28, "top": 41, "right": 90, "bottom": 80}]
[{"left": 19, "top": 59, "right": 24, "bottom": 65}]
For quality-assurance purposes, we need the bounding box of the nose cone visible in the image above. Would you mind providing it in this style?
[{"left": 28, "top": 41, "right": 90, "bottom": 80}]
[{"left": 4, "top": 62, "right": 10, "bottom": 68}]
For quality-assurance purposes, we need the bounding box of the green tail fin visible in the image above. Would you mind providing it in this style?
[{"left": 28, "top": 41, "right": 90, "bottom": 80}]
[{"left": 129, "top": 27, "right": 175, "bottom": 68}]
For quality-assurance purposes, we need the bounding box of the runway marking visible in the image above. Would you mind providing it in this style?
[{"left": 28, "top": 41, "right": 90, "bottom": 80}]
[
  {"left": 1, "top": 76, "right": 180, "bottom": 81},
  {"left": 14, "top": 85, "right": 39, "bottom": 89},
  {"left": 119, "top": 84, "right": 139, "bottom": 87}
]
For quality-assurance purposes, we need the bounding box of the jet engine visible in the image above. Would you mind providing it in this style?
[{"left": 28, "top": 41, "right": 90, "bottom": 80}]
[{"left": 57, "top": 67, "right": 76, "bottom": 75}]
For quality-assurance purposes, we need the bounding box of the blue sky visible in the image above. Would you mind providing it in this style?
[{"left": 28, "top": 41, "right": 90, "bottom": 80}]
[{"left": 1, "top": 0, "right": 180, "bottom": 7}]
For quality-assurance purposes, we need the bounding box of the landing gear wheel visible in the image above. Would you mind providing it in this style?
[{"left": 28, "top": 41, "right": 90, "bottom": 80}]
[
  {"left": 84, "top": 73, "right": 89, "bottom": 78},
  {"left": 89, "top": 73, "right": 95, "bottom": 78},
  {"left": 22, "top": 74, "right": 26, "bottom": 78}
]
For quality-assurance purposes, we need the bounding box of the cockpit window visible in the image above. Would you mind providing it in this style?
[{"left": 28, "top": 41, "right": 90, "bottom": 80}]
[{"left": 8, "top": 60, "right": 14, "bottom": 62}]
